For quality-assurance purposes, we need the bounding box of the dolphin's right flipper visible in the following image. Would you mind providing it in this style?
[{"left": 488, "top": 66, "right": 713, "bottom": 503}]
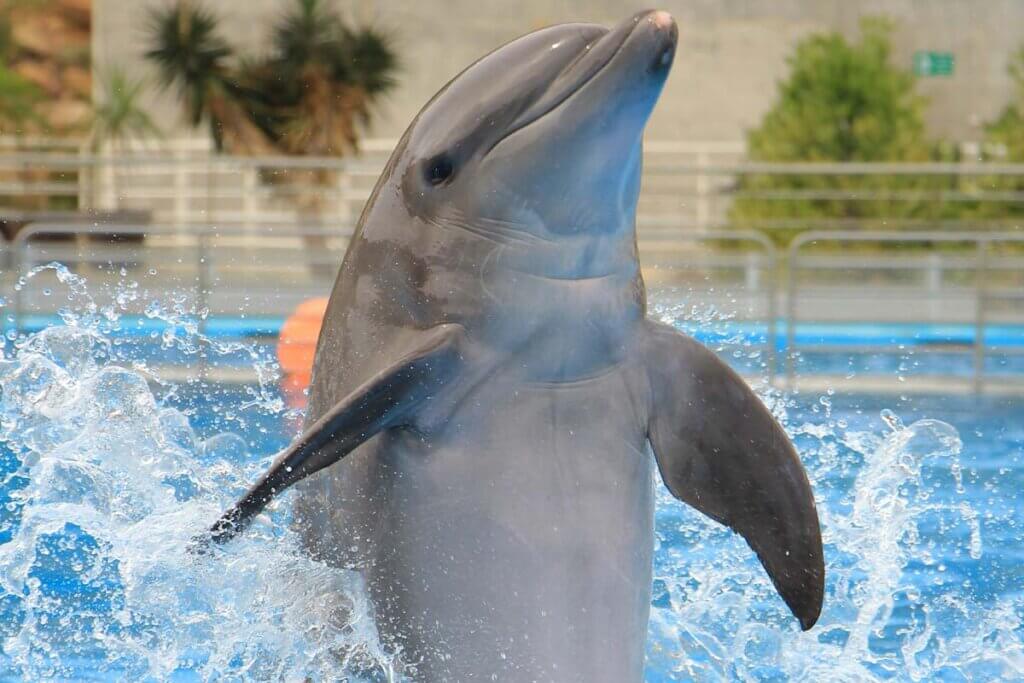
[
  {"left": 641, "top": 320, "right": 824, "bottom": 630},
  {"left": 201, "top": 323, "right": 465, "bottom": 547}
]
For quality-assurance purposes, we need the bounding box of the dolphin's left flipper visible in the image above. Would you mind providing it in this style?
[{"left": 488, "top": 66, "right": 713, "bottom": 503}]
[
  {"left": 201, "top": 323, "right": 465, "bottom": 547},
  {"left": 641, "top": 320, "right": 824, "bottom": 630}
]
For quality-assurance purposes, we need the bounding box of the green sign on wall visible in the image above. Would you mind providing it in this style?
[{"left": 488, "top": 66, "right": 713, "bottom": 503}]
[{"left": 913, "top": 51, "right": 955, "bottom": 77}]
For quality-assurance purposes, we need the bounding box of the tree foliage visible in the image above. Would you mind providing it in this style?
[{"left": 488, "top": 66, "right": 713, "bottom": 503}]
[
  {"left": 748, "top": 18, "right": 927, "bottom": 163},
  {"left": 0, "top": 66, "right": 43, "bottom": 134},
  {"left": 145, "top": 2, "right": 233, "bottom": 129},
  {"left": 145, "top": 0, "right": 398, "bottom": 156},
  {"left": 730, "top": 19, "right": 949, "bottom": 244},
  {"left": 0, "top": 5, "right": 43, "bottom": 134},
  {"left": 973, "top": 48, "right": 1024, "bottom": 221},
  {"left": 985, "top": 49, "right": 1024, "bottom": 161}
]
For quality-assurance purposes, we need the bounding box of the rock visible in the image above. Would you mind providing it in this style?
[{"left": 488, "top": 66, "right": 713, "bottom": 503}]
[
  {"left": 44, "top": 98, "right": 92, "bottom": 131},
  {"left": 56, "top": 0, "right": 91, "bottom": 27},
  {"left": 13, "top": 60, "right": 61, "bottom": 95},
  {"left": 11, "top": 12, "right": 89, "bottom": 60},
  {"left": 6, "top": 2, "right": 93, "bottom": 138},
  {"left": 12, "top": 14, "right": 61, "bottom": 57},
  {"left": 63, "top": 65, "right": 93, "bottom": 98}
]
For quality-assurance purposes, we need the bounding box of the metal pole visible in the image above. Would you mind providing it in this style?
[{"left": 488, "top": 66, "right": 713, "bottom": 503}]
[
  {"left": 695, "top": 148, "right": 710, "bottom": 232},
  {"left": 12, "top": 240, "right": 24, "bottom": 337},
  {"left": 173, "top": 148, "right": 188, "bottom": 228},
  {"left": 243, "top": 164, "right": 258, "bottom": 234},
  {"left": 785, "top": 241, "right": 800, "bottom": 388},
  {"left": 766, "top": 246, "right": 777, "bottom": 386},
  {"left": 973, "top": 239, "right": 988, "bottom": 394},
  {"left": 197, "top": 231, "right": 211, "bottom": 380},
  {"left": 337, "top": 161, "right": 352, "bottom": 226}
]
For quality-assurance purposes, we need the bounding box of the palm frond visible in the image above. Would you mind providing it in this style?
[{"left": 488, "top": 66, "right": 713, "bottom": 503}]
[
  {"left": 144, "top": 1, "right": 233, "bottom": 126},
  {"left": 272, "top": 0, "right": 343, "bottom": 70},
  {"left": 140, "top": 0, "right": 400, "bottom": 157},
  {"left": 251, "top": 0, "right": 399, "bottom": 155},
  {"left": 91, "top": 67, "right": 162, "bottom": 151},
  {"left": 343, "top": 27, "right": 399, "bottom": 95}
]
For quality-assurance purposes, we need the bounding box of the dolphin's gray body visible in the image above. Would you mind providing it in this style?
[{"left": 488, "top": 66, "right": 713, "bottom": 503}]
[{"left": 209, "top": 11, "right": 823, "bottom": 681}]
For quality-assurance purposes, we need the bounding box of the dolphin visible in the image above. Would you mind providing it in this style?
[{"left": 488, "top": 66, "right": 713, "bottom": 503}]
[{"left": 206, "top": 10, "right": 824, "bottom": 681}]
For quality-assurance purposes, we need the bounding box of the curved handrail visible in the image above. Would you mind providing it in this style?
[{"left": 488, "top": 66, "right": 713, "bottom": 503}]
[{"left": 786, "top": 230, "right": 1024, "bottom": 391}]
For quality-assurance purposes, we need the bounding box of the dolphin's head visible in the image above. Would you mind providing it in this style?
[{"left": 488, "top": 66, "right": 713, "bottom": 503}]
[{"left": 395, "top": 10, "right": 677, "bottom": 238}]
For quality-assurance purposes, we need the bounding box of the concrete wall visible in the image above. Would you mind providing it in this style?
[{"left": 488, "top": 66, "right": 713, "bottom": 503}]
[{"left": 93, "top": 0, "right": 1024, "bottom": 147}]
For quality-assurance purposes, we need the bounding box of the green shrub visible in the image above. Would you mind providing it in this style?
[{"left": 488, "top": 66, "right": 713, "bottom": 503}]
[
  {"left": 729, "top": 18, "right": 963, "bottom": 246},
  {"left": 973, "top": 49, "right": 1024, "bottom": 220}
]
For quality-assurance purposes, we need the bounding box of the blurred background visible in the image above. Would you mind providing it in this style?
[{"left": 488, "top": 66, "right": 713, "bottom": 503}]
[{"left": 3, "top": 0, "right": 1024, "bottom": 393}]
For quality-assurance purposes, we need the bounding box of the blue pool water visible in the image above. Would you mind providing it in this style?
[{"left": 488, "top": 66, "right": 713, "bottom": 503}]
[{"left": 0, "top": 268, "right": 1022, "bottom": 681}]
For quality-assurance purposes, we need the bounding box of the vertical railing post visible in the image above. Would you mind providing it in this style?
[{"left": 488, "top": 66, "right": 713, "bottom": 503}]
[
  {"left": 785, "top": 240, "right": 800, "bottom": 388},
  {"left": 196, "top": 230, "right": 211, "bottom": 380},
  {"left": 927, "top": 251, "right": 942, "bottom": 320},
  {"left": 926, "top": 251, "right": 942, "bottom": 290},
  {"left": 973, "top": 239, "right": 988, "bottom": 394},
  {"left": 99, "top": 145, "right": 116, "bottom": 210},
  {"left": 744, "top": 251, "right": 760, "bottom": 290},
  {"left": 695, "top": 148, "right": 710, "bottom": 232},
  {"left": 337, "top": 160, "right": 352, "bottom": 228},
  {"left": 206, "top": 154, "right": 215, "bottom": 227},
  {"left": 173, "top": 147, "right": 188, "bottom": 229},
  {"left": 243, "top": 161, "right": 259, "bottom": 235},
  {"left": 12, "top": 238, "right": 24, "bottom": 337},
  {"left": 78, "top": 144, "right": 91, "bottom": 211},
  {"left": 765, "top": 244, "right": 778, "bottom": 386}
]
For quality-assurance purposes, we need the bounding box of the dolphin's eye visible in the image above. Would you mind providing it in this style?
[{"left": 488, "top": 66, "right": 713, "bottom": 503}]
[{"left": 424, "top": 154, "right": 455, "bottom": 186}]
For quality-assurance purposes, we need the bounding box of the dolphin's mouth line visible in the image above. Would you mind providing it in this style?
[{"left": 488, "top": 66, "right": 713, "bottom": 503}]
[{"left": 484, "top": 20, "right": 638, "bottom": 156}]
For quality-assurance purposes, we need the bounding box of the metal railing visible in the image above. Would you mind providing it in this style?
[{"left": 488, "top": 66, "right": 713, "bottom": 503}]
[
  {"left": 3, "top": 143, "right": 1024, "bottom": 392},
  {"left": 786, "top": 231, "right": 1024, "bottom": 392},
  {"left": 25, "top": 143, "right": 1024, "bottom": 234},
  {"left": 639, "top": 229, "right": 779, "bottom": 381},
  {"left": 8, "top": 223, "right": 351, "bottom": 328},
  {"left": 3, "top": 138, "right": 743, "bottom": 228},
  {"left": 6, "top": 220, "right": 1023, "bottom": 392},
  {"left": 8, "top": 220, "right": 775, "bottom": 319}
]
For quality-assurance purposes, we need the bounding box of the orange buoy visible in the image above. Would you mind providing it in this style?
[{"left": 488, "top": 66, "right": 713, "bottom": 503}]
[{"left": 277, "top": 297, "right": 329, "bottom": 409}]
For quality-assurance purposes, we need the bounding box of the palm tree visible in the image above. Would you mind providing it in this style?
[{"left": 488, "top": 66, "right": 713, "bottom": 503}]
[
  {"left": 144, "top": 0, "right": 399, "bottom": 276},
  {"left": 241, "top": 0, "right": 398, "bottom": 275},
  {"left": 89, "top": 67, "right": 163, "bottom": 209},
  {"left": 246, "top": 0, "right": 398, "bottom": 156},
  {"left": 91, "top": 68, "right": 162, "bottom": 151},
  {"left": 144, "top": 0, "right": 398, "bottom": 157},
  {"left": 144, "top": 0, "right": 266, "bottom": 153}
]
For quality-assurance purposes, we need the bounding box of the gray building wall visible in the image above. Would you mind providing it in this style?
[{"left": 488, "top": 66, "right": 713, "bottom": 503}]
[{"left": 94, "top": 0, "right": 1024, "bottom": 147}]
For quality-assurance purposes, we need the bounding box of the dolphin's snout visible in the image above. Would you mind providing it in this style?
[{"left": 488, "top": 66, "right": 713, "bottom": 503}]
[
  {"left": 630, "top": 9, "right": 677, "bottom": 37},
  {"left": 649, "top": 10, "right": 675, "bottom": 30},
  {"left": 634, "top": 10, "right": 678, "bottom": 74}
]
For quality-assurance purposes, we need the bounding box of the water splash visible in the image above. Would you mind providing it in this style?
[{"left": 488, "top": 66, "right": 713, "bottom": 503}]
[
  {"left": 647, "top": 412, "right": 1020, "bottom": 681},
  {"left": 647, "top": 296, "right": 1022, "bottom": 682},
  {"left": 0, "top": 266, "right": 390, "bottom": 680},
  {"left": 0, "top": 271, "right": 1019, "bottom": 681}
]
